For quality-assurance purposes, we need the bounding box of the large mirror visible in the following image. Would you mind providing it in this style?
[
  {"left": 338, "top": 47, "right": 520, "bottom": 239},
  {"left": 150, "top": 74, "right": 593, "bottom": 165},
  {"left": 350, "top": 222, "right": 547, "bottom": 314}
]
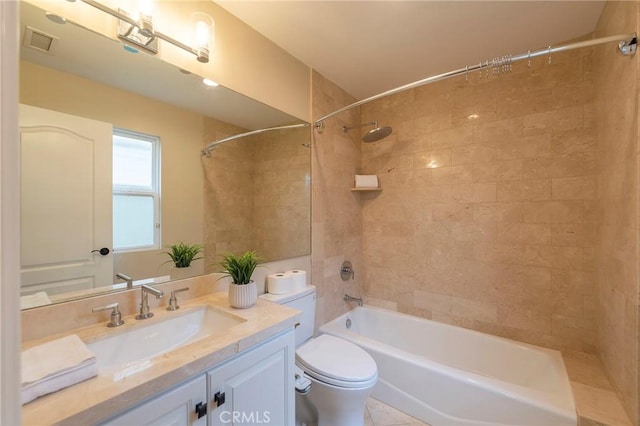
[{"left": 19, "top": 1, "right": 311, "bottom": 309}]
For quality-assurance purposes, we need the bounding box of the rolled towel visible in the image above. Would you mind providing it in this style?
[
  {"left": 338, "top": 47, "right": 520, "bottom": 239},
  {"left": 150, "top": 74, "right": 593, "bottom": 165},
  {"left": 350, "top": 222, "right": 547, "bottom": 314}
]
[
  {"left": 22, "top": 334, "right": 97, "bottom": 404},
  {"left": 20, "top": 292, "right": 52, "bottom": 310}
]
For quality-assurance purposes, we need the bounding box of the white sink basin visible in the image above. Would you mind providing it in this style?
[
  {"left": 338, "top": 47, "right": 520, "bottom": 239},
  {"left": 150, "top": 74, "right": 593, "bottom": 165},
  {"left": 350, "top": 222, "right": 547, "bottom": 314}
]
[{"left": 86, "top": 306, "right": 245, "bottom": 379}]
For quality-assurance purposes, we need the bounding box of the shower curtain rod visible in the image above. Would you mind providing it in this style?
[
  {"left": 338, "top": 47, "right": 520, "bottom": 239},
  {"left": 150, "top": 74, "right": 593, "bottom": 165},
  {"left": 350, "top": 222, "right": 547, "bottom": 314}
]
[
  {"left": 314, "top": 33, "right": 637, "bottom": 128},
  {"left": 201, "top": 123, "right": 310, "bottom": 157}
]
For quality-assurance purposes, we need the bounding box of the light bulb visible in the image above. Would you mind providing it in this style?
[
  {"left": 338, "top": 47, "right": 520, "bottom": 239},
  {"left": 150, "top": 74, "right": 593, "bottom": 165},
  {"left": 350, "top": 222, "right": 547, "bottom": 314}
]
[
  {"left": 138, "top": 0, "right": 153, "bottom": 17},
  {"left": 192, "top": 12, "right": 214, "bottom": 63},
  {"left": 136, "top": 0, "right": 154, "bottom": 37}
]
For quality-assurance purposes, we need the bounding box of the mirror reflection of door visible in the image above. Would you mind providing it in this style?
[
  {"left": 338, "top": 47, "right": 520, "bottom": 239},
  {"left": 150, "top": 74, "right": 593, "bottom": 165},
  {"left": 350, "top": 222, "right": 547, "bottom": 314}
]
[{"left": 20, "top": 104, "right": 113, "bottom": 297}]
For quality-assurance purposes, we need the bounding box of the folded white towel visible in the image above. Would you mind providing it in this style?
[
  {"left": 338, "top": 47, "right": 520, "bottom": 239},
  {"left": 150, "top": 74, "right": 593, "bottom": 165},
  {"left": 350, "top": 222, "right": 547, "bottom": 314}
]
[
  {"left": 354, "top": 174, "right": 379, "bottom": 188},
  {"left": 20, "top": 292, "right": 52, "bottom": 310},
  {"left": 22, "top": 334, "right": 97, "bottom": 404},
  {"left": 22, "top": 361, "right": 97, "bottom": 404}
]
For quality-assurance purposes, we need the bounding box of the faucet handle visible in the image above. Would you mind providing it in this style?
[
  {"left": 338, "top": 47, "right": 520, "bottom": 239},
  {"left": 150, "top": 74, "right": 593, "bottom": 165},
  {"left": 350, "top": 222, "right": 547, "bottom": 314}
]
[
  {"left": 92, "top": 302, "right": 125, "bottom": 327},
  {"left": 167, "top": 287, "right": 190, "bottom": 311}
]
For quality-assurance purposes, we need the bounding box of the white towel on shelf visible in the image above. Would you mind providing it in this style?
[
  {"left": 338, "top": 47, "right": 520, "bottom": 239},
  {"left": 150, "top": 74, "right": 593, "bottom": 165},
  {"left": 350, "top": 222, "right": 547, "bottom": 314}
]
[
  {"left": 354, "top": 174, "right": 379, "bottom": 188},
  {"left": 22, "top": 334, "right": 97, "bottom": 404},
  {"left": 20, "top": 292, "right": 52, "bottom": 310}
]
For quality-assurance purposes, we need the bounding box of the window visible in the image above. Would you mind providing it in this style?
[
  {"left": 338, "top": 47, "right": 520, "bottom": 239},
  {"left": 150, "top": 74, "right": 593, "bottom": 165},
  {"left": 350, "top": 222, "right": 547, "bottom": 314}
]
[{"left": 113, "top": 129, "right": 160, "bottom": 251}]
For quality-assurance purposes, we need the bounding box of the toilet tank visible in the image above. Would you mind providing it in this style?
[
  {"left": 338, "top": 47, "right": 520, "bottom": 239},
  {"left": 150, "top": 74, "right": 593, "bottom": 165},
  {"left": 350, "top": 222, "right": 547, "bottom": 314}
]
[{"left": 259, "top": 285, "right": 315, "bottom": 347}]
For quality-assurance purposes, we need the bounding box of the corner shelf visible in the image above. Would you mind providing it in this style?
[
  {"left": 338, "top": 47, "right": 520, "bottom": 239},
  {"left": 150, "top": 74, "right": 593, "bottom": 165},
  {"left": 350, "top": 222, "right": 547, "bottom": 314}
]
[{"left": 351, "top": 187, "right": 382, "bottom": 192}]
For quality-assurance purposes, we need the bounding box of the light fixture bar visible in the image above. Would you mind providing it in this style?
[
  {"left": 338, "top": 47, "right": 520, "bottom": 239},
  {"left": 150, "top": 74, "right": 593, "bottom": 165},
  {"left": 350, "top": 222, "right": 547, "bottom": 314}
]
[
  {"left": 80, "top": 0, "right": 136, "bottom": 26},
  {"left": 154, "top": 30, "right": 199, "bottom": 57},
  {"left": 78, "top": 0, "right": 209, "bottom": 63}
]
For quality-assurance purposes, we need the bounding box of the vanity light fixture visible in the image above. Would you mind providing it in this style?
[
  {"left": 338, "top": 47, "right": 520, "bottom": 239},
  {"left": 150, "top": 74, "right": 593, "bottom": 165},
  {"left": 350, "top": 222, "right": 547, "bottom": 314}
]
[
  {"left": 192, "top": 12, "right": 214, "bottom": 63},
  {"left": 68, "top": 0, "right": 213, "bottom": 63},
  {"left": 134, "top": 0, "right": 154, "bottom": 38}
]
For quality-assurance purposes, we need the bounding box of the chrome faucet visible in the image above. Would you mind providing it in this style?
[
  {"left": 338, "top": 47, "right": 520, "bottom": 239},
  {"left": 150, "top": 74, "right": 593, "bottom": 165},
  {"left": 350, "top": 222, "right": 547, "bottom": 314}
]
[
  {"left": 136, "top": 284, "right": 163, "bottom": 320},
  {"left": 92, "top": 302, "right": 125, "bottom": 327},
  {"left": 344, "top": 294, "right": 363, "bottom": 306},
  {"left": 116, "top": 272, "right": 133, "bottom": 288},
  {"left": 167, "top": 287, "right": 190, "bottom": 311}
]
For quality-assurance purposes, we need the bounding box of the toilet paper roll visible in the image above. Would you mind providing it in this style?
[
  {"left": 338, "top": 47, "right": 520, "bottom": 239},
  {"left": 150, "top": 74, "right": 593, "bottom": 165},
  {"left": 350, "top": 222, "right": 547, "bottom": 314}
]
[
  {"left": 354, "top": 174, "right": 379, "bottom": 188},
  {"left": 285, "top": 270, "right": 307, "bottom": 290},
  {"left": 267, "top": 273, "right": 294, "bottom": 295}
]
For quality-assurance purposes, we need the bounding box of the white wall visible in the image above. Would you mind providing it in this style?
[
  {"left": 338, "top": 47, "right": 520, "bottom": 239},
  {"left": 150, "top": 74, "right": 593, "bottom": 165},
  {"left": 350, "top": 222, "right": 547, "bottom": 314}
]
[{"left": 0, "top": 1, "right": 22, "bottom": 423}]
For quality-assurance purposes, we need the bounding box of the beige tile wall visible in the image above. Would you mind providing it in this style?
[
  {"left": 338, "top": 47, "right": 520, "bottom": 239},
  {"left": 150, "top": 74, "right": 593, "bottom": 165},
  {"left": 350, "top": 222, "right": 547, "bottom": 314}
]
[
  {"left": 252, "top": 127, "right": 311, "bottom": 261},
  {"left": 311, "top": 70, "right": 364, "bottom": 326},
  {"left": 360, "top": 45, "right": 598, "bottom": 353},
  {"left": 202, "top": 121, "right": 311, "bottom": 271},
  {"left": 594, "top": 1, "right": 639, "bottom": 424},
  {"left": 203, "top": 118, "right": 256, "bottom": 271}
]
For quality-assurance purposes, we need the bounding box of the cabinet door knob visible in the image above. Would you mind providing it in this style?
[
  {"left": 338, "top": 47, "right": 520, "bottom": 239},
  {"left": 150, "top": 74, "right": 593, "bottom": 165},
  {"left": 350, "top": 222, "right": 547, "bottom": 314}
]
[
  {"left": 195, "top": 401, "right": 207, "bottom": 419},
  {"left": 214, "top": 391, "right": 226, "bottom": 407}
]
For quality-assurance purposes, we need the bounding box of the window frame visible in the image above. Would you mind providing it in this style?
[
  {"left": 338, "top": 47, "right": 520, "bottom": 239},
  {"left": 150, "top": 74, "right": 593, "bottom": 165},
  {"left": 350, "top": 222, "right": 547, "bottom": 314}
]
[{"left": 112, "top": 127, "right": 161, "bottom": 252}]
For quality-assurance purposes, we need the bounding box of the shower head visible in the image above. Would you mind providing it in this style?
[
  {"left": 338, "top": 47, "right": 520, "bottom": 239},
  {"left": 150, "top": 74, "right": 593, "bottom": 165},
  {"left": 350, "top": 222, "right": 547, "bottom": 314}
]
[
  {"left": 362, "top": 126, "right": 393, "bottom": 143},
  {"left": 343, "top": 121, "right": 393, "bottom": 143}
]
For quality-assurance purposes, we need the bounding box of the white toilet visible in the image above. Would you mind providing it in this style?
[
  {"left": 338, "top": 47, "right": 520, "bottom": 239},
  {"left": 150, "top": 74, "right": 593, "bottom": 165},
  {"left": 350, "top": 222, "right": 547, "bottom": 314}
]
[{"left": 260, "top": 285, "right": 377, "bottom": 426}]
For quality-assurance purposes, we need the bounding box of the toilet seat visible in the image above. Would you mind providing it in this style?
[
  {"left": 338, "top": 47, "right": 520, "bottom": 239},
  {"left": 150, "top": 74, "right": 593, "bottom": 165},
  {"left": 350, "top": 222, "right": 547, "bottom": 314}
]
[{"left": 296, "top": 334, "right": 378, "bottom": 389}]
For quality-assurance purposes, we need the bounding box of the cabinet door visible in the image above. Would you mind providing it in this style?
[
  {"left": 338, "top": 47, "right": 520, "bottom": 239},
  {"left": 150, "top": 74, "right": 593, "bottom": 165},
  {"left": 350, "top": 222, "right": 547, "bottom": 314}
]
[
  {"left": 207, "top": 330, "right": 295, "bottom": 426},
  {"left": 100, "top": 375, "right": 207, "bottom": 426}
]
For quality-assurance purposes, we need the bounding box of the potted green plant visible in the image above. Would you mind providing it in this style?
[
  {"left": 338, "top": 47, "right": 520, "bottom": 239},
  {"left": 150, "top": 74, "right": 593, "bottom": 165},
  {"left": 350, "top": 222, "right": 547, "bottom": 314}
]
[
  {"left": 164, "top": 242, "right": 203, "bottom": 280},
  {"left": 219, "top": 251, "right": 263, "bottom": 308}
]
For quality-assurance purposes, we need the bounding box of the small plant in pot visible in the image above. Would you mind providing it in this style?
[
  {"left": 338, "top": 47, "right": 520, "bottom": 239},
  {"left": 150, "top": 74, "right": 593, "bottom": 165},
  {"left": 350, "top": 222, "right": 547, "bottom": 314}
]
[
  {"left": 164, "top": 242, "right": 203, "bottom": 280},
  {"left": 219, "top": 251, "right": 263, "bottom": 309}
]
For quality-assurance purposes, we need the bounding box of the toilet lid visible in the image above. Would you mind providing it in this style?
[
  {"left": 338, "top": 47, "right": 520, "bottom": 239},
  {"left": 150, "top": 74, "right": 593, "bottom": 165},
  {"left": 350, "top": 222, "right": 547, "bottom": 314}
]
[{"left": 296, "top": 335, "right": 377, "bottom": 386}]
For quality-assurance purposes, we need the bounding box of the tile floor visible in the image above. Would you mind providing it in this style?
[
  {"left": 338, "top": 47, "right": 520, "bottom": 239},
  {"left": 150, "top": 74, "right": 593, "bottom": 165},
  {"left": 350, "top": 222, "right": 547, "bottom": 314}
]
[{"left": 365, "top": 398, "right": 430, "bottom": 426}]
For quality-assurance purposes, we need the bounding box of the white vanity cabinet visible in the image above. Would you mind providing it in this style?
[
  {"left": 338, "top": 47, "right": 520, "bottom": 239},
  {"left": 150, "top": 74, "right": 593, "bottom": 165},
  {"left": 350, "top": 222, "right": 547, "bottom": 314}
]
[
  {"left": 99, "top": 330, "right": 295, "bottom": 426},
  {"left": 207, "top": 330, "right": 295, "bottom": 426},
  {"left": 100, "top": 375, "right": 207, "bottom": 426}
]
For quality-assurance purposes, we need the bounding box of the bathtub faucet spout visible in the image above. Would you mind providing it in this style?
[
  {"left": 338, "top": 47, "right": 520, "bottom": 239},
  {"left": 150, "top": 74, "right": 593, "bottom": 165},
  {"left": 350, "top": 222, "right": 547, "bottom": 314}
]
[{"left": 344, "top": 294, "right": 363, "bottom": 306}]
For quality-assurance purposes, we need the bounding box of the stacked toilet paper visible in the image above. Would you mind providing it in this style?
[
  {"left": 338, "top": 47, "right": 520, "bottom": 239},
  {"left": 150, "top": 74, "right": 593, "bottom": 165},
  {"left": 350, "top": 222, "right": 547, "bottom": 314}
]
[
  {"left": 354, "top": 174, "right": 379, "bottom": 189},
  {"left": 267, "top": 270, "right": 307, "bottom": 294}
]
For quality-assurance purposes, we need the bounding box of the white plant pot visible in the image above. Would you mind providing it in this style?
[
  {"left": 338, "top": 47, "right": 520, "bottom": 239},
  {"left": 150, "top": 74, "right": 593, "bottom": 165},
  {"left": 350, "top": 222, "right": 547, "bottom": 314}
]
[
  {"left": 228, "top": 281, "right": 257, "bottom": 309},
  {"left": 170, "top": 265, "right": 195, "bottom": 281}
]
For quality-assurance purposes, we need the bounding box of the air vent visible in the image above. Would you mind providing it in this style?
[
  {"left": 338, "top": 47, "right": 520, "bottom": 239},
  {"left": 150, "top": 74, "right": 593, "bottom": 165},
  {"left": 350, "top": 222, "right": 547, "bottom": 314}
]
[{"left": 23, "top": 26, "right": 58, "bottom": 54}]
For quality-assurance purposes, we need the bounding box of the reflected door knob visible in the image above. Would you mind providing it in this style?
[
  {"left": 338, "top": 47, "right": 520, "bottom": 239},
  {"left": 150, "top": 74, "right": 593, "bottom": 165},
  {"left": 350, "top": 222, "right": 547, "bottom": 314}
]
[{"left": 91, "top": 247, "right": 110, "bottom": 256}]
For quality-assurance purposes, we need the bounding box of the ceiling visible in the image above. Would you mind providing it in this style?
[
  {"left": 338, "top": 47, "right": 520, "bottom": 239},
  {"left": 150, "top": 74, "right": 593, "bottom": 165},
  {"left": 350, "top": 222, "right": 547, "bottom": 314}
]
[{"left": 217, "top": 1, "right": 606, "bottom": 100}]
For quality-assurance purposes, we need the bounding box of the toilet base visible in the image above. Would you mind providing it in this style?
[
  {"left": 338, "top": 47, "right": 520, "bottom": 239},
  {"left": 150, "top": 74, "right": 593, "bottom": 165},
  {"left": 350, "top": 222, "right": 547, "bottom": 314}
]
[
  {"left": 295, "top": 372, "right": 375, "bottom": 426},
  {"left": 295, "top": 391, "right": 317, "bottom": 426}
]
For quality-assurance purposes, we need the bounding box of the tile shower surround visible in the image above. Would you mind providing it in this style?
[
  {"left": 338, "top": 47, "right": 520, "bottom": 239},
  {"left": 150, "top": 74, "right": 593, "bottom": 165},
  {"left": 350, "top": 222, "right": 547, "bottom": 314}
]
[
  {"left": 361, "top": 48, "right": 598, "bottom": 353},
  {"left": 311, "top": 40, "right": 637, "bottom": 423},
  {"left": 354, "top": 20, "right": 639, "bottom": 424},
  {"left": 594, "top": 1, "right": 639, "bottom": 423},
  {"left": 202, "top": 117, "right": 310, "bottom": 269},
  {"left": 311, "top": 70, "right": 364, "bottom": 328}
]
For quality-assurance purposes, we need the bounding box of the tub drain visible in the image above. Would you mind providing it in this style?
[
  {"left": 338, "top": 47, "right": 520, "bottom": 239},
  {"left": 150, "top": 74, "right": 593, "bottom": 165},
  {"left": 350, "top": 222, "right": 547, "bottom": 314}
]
[{"left": 346, "top": 318, "right": 352, "bottom": 329}]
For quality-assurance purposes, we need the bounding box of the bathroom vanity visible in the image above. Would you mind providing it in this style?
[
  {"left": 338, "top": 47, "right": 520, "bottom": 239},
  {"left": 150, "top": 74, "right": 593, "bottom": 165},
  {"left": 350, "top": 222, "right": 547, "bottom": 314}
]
[{"left": 21, "top": 292, "right": 299, "bottom": 425}]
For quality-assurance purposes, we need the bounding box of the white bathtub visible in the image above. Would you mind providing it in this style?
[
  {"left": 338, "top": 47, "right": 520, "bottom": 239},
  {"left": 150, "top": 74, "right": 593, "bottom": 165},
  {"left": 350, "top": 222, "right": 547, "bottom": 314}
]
[{"left": 319, "top": 306, "right": 576, "bottom": 426}]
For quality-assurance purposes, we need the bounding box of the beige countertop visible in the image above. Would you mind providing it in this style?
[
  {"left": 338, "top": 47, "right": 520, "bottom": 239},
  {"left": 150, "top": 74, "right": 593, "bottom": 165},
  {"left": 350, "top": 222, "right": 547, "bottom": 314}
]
[{"left": 22, "top": 292, "right": 300, "bottom": 425}]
